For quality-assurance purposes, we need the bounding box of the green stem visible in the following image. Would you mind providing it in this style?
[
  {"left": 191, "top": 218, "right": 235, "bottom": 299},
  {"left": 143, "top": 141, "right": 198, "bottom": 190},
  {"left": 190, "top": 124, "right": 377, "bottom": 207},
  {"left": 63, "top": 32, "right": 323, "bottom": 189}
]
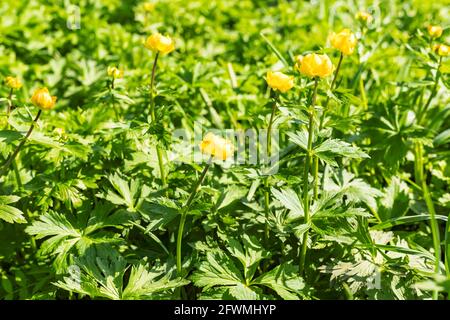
[
  {"left": 299, "top": 78, "right": 319, "bottom": 276},
  {"left": 0, "top": 110, "right": 42, "bottom": 177},
  {"left": 417, "top": 56, "right": 442, "bottom": 125},
  {"left": 422, "top": 181, "right": 441, "bottom": 300},
  {"left": 263, "top": 99, "right": 277, "bottom": 243},
  {"left": 318, "top": 52, "right": 343, "bottom": 129},
  {"left": 313, "top": 53, "right": 344, "bottom": 200},
  {"left": 7, "top": 88, "right": 13, "bottom": 116},
  {"left": 148, "top": 52, "right": 167, "bottom": 190},
  {"left": 12, "top": 161, "right": 22, "bottom": 189},
  {"left": 110, "top": 78, "right": 120, "bottom": 121},
  {"left": 176, "top": 158, "right": 212, "bottom": 275},
  {"left": 414, "top": 142, "right": 424, "bottom": 186}
]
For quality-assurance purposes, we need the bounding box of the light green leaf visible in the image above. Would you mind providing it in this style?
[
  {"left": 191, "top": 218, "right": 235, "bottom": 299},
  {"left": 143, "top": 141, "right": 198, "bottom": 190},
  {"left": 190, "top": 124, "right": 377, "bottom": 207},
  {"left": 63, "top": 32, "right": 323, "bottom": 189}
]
[{"left": 0, "top": 195, "right": 26, "bottom": 224}]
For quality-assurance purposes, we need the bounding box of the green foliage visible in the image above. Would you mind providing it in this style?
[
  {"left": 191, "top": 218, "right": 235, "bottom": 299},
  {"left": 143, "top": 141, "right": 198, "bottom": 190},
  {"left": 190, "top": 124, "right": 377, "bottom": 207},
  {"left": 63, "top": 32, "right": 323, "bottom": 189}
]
[{"left": 0, "top": 0, "right": 448, "bottom": 301}]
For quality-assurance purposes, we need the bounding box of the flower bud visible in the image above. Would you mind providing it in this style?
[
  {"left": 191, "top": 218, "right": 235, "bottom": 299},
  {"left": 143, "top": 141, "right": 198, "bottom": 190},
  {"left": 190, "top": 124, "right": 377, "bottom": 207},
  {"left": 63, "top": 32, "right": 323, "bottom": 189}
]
[
  {"left": 143, "top": 2, "right": 156, "bottom": 12},
  {"left": 428, "top": 25, "right": 443, "bottom": 38},
  {"left": 433, "top": 44, "right": 449, "bottom": 56},
  {"left": 107, "top": 66, "right": 123, "bottom": 79},
  {"left": 295, "top": 53, "right": 333, "bottom": 78},
  {"left": 329, "top": 29, "right": 357, "bottom": 55},
  {"left": 5, "top": 76, "right": 22, "bottom": 89},
  {"left": 355, "top": 11, "right": 373, "bottom": 24},
  {"left": 266, "top": 71, "right": 294, "bottom": 93},
  {"left": 145, "top": 33, "right": 175, "bottom": 55},
  {"left": 31, "top": 87, "right": 56, "bottom": 110},
  {"left": 199, "top": 132, "right": 234, "bottom": 161}
]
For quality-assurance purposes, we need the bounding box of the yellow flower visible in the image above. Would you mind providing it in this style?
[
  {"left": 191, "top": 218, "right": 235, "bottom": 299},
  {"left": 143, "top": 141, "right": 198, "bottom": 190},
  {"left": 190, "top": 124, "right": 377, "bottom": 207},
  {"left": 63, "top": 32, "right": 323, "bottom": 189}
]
[
  {"left": 5, "top": 76, "right": 23, "bottom": 89},
  {"left": 428, "top": 25, "right": 443, "bottom": 38},
  {"left": 355, "top": 11, "right": 373, "bottom": 24},
  {"left": 31, "top": 87, "right": 57, "bottom": 110},
  {"left": 433, "top": 44, "right": 449, "bottom": 56},
  {"left": 295, "top": 53, "right": 333, "bottom": 78},
  {"left": 199, "top": 132, "right": 234, "bottom": 161},
  {"left": 144, "top": 33, "right": 175, "bottom": 55},
  {"left": 107, "top": 66, "right": 123, "bottom": 79},
  {"left": 143, "top": 2, "right": 156, "bottom": 12},
  {"left": 329, "top": 29, "right": 357, "bottom": 55},
  {"left": 266, "top": 71, "right": 294, "bottom": 93}
]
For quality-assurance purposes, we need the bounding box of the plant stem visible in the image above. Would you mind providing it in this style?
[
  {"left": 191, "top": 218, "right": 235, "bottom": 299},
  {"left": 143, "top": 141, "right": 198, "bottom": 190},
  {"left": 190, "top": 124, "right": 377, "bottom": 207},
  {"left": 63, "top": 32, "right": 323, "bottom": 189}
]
[
  {"left": 417, "top": 56, "right": 442, "bottom": 125},
  {"left": 422, "top": 181, "right": 441, "bottom": 300},
  {"left": 318, "top": 52, "right": 343, "bottom": 129},
  {"left": 263, "top": 98, "right": 277, "bottom": 243},
  {"left": 176, "top": 158, "right": 212, "bottom": 275},
  {"left": 0, "top": 110, "right": 42, "bottom": 177},
  {"left": 5, "top": 88, "right": 23, "bottom": 188},
  {"left": 7, "top": 88, "right": 13, "bottom": 116},
  {"left": 148, "top": 52, "right": 167, "bottom": 190},
  {"left": 313, "top": 53, "right": 344, "bottom": 200},
  {"left": 110, "top": 78, "right": 120, "bottom": 121},
  {"left": 299, "top": 78, "right": 319, "bottom": 276},
  {"left": 414, "top": 142, "right": 424, "bottom": 186},
  {"left": 150, "top": 52, "right": 160, "bottom": 119}
]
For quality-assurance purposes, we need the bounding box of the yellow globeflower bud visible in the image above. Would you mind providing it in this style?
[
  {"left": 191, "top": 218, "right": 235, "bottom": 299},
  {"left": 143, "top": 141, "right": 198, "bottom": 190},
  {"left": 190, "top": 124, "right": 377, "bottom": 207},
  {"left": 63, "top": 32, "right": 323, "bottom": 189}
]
[
  {"left": 329, "top": 29, "right": 357, "bottom": 55},
  {"left": 31, "top": 87, "right": 57, "bottom": 110},
  {"left": 266, "top": 71, "right": 294, "bottom": 93},
  {"left": 428, "top": 25, "right": 443, "bottom": 38},
  {"left": 295, "top": 53, "right": 333, "bottom": 78},
  {"left": 355, "top": 11, "right": 373, "bottom": 24},
  {"left": 199, "top": 132, "right": 234, "bottom": 161},
  {"left": 143, "top": 3, "right": 156, "bottom": 12},
  {"left": 5, "top": 76, "right": 23, "bottom": 89},
  {"left": 433, "top": 44, "right": 449, "bottom": 56},
  {"left": 107, "top": 66, "right": 123, "bottom": 79},
  {"left": 144, "top": 33, "right": 175, "bottom": 55}
]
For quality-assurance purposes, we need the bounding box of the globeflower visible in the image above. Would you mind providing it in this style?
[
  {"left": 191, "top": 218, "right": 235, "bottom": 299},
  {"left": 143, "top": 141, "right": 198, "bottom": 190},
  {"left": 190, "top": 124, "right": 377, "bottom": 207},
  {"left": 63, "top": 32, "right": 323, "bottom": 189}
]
[
  {"left": 355, "top": 11, "right": 373, "bottom": 24},
  {"left": 199, "top": 132, "right": 234, "bottom": 160},
  {"left": 266, "top": 71, "right": 294, "bottom": 93},
  {"left": 145, "top": 33, "right": 175, "bottom": 54},
  {"left": 107, "top": 66, "right": 123, "bottom": 79},
  {"left": 143, "top": 2, "right": 156, "bottom": 12},
  {"left": 329, "top": 29, "right": 357, "bottom": 55},
  {"left": 428, "top": 25, "right": 443, "bottom": 38},
  {"left": 433, "top": 44, "right": 449, "bottom": 56},
  {"left": 5, "top": 76, "right": 22, "bottom": 89},
  {"left": 295, "top": 53, "right": 333, "bottom": 78},
  {"left": 31, "top": 87, "right": 56, "bottom": 110}
]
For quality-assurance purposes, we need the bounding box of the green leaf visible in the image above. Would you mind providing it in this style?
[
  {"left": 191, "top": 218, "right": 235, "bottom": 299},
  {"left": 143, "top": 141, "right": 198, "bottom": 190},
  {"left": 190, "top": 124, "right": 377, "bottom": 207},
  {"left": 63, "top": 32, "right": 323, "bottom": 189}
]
[
  {"left": 271, "top": 187, "right": 304, "bottom": 221},
  {"left": 372, "top": 214, "right": 448, "bottom": 231},
  {"left": 445, "top": 212, "right": 450, "bottom": 277},
  {"left": 227, "top": 234, "right": 270, "bottom": 281},
  {"left": 434, "top": 128, "right": 450, "bottom": 146},
  {"left": 191, "top": 251, "right": 244, "bottom": 290},
  {"left": 99, "top": 173, "right": 150, "bottom": 211},
  {"left": 25, "top": 203, "right": 129, "bottom": 271},
  {"left": 252, "top": 263, "right": 306, "bottom": 300},
  {"left": 324, "top": 170, "right": 383, "bottom": 209},
  {"left": 0, "top": 196, "right": 26, "bottom": 224},
  {"left": 315, "top": 139, "right": 369, "bottom": 164},
  {"left": 122, "top": 264, "right": 189, "bottom": 299},
  {"left": 260, "top": 33, "right": 289, "bottom": 67},
  {"left": 54, "top": 247, "right": 126, "bottom": 300},
  {"left": 287, "top": 131, "right": 308, "bottom": 151},
  {"left": 376, "top": 177, "right": 410, "bottom": 221},
  {"left": 214, "top": 185, "right": 246, "bottom": 212},
  {"left": 228, "top": 283, "right": 258, "bottom": 300}
]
